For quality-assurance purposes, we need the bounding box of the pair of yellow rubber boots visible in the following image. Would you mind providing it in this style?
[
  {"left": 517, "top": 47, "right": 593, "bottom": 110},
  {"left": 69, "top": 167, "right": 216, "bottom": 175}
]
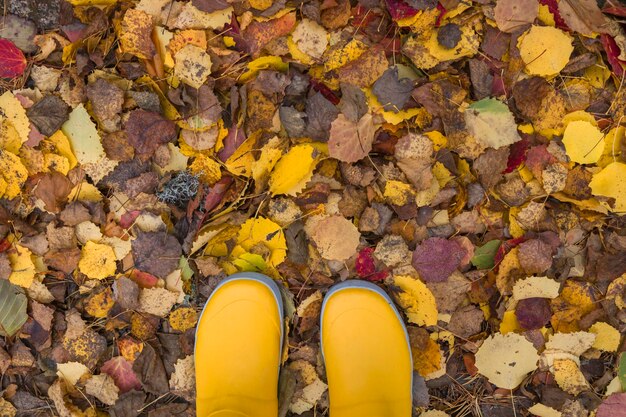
[{"left": 195, "top": 273, "right": 412, "bottom": 417}]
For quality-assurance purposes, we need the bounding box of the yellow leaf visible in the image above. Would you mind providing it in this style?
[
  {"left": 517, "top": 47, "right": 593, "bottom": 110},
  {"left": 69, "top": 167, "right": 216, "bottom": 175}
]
[
  {"left": 424, "top": 131, "right": 447, "bottom": 151},
  {"left": 589, "top": 162, "right": 626, "bottom": 212},
  {"left": 269, "top": 144, "right": 320, "bottom": 196},
  {"left": 393, "top": 275, "right": 438, "bottom": 327},
  {"left": 518, "top": 26, "right": 573, "bottom": 77},
  {"left": 174, "top": 44, "right": 213, "bottom": 89},
  {"left": 528, "top": 404, "right": 561, "bottom": 417},
  {"left": 168, "top": 29, "right": 207, "bottom": 57},
  {"left": 410, "top": 333, "right": 442, "bottom": 377},
  {"left": 0, "top": 91, "right": 30, "bottom": 145},
  {"left": 252, "top": 138, "right": 283, "bottom": 189},
  {"left": 499, "top": 310, "right": 522, "bottom": 334},
  {"left": 0, "top": 118, "right": 22, "bottom": 154},
  {"left": 68, "top": 182, "right": 103, "bottom": 202},
  {"left": 85, "top": 288, "right": 115, "bottom": 318},
  {"left": 61, "top": 104, "right": 104, "bottom": 165},
  {"left": 169, "top": 307, "right": 198, "bottom": 332},
  {"left": 562, "top": 120, "right": 604, "bottom": 164},
  {"left": 67, "top": 0, "right": 117, "bottom": 5},
  {"left": 384, "top": 180, "right": 415, "bottom": 206},
  {"left": 119, "top": 8, "right": 156, "bottom": 60},
  {"left": 324, "top": 39, "right": 368, "bottom": 72},
  {"left": 189, "top": 155, "right": 222, "bottom": 185},
  {"left": 48, "top": 130, "right": 78, "bottom": 169},
  {"left": 0, "top": 150, "right": 28, "bottom": 200},
  {"left": 224, "top": 132, "right": 258, "bottom": 177},
  {"left": 553, "top": 358, "right": 588, "bottom": 395},
  {"left": 8, "top": 244, "right": 36, "bottom": 288},
  {"left": 589, "top": 322, "right": 621, "bottom": 352},
  {"left": 78, "top": 241, "right": 117, "bottom": 280},
  {"left": 475, "top": 333, "right": 539, "bottom": 389},
  {"left": 43, "top": 153, "right": 70, "bottom": 175},
  {"left": 236, "top": 217, "right": 287, "bottom": 267},
  {"left": 238, "top": 56, "right": 288, "bottom": 83}
]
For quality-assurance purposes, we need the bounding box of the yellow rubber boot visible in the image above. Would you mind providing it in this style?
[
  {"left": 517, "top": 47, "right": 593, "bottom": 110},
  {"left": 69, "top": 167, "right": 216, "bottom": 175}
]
[
  {"left": 195, "top": 273, "right": 283, "bottom": 417},
  {"left": 321, "top": 280, "right": 413, "bottom": 417}
]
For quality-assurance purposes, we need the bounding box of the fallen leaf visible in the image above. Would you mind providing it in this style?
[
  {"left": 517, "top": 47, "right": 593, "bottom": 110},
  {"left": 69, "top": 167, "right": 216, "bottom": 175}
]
[
  {"left": 328, "top": 113, "right": 375, "bottom": 163},
  {"left": 119, "top": 8, "right": 156, "bottom": 59},
  {"left": 465, "top": 98, "right": 522, "bottom": 150},
  {"left": 0, "top": 38, "right": 27, "bottom": 78},
  {"left": 589, "top": 162, "right": 626, "bottom": 212},
  {"left": 138, "top": 287, "right": 178, "bottom": 317},
  {"left": 517, "top": 26, "right": 573, "bottom": 77},
  {"left": 61, "top": 104, "right": 105, "bottom": 165},
  {"left": 131, "top": 231, "right": 182, "bottom": 279},
  {"left": 0, "top": 279, "right": 28, "bottom": 337},
  {"left": 494, "top": 0, "right": 539, "bottom": 33},
  {"left": 512, "top": 276, "right": 560, "bottom": 300},
  {"left": 85, "top": 374, "right": 120, "bottom": 406},
  {"left": 393, "top": 274, "right": 438, "bottom": 327},
  {"left": 126, "top": 109, "right": 177, "bottom": 161},
  {"left": 372, "top": 66, "right": 414, "bottom": 112},
  {"left": 169, "top": 307, "right": 198, "bottom": 332},
  {"left": 56, "top": 362, "right": 89, "bottom": 385},
  {"left": 236, "top": 217, "right": 287, "bottom": 267},
  {"left": 412, "top": 237, "right": 466, "bottom": 283},
  {"left": 174, "top": 44, "right": 213, "bottom": 89},
  {"left": 474, "top": 333, "right": 539, "bottom": 389},
  {"left": 308, "top": 215, "right": 360, "bottom": 261},
  {"left": 471, "top": 240, "right": 501, "bottom": 269},
  {"left": 101, "top": 356, "right": 142, "bottom": 394},
  {"left": 269, "top": 144, "right": 320, "bottom": 196},
  {"left": 562, "top": 120, "right": 604, "bottom": 164},
  {"left": 78, "top": 241, "right": 117, "bottom": 280},
  {"left": 589, "top": 322, "right": 621, "bottom": 352}
]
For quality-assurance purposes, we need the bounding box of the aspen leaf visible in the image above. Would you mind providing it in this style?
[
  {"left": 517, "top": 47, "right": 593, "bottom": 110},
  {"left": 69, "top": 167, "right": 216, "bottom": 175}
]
[
  {"left": 328, "top": 113, "right": 376, "bottom": 163},
  {"left": 0, "top": 150, "right": 28, "bottom": 200},
  {"left": 465, "top": 98, "right": 521, "bottom": 150},
  {"left": 518, "top": 26, "right": 573, "bottom": 77},
  {"left": 236, "top": 217, "right": 286, "bottom": 267},
  {"left": 562, "top": 121, "right": 605, "bottom": 164},
  {"left": 78, "top": 241, "right": 117, "bottom": 280},
  {"left": 0, "top": 91, "right": 30, "bottom": 144},
  {"left": 56, "top": 362, "right": 89, "bottom": 385},
  {"left": 494, "top": 0, "right": 538, "bottom": 33},
  {"left": 174, "top": 44, "right": 213, "bottom": 89},
  {"left": 119, "top": 8, "right": 156, "bottom": 59},
  {"left": 138, "top": 287, "right": 178, "bottom": 317},
  {"left": 169, "top": 307, "right": 198, "bottom": 332},
  {"left": 8, "top": 244, "right": 36, "bottom": 288},
  {"left": 553, "top": 358, "right": 588, "bottom": 395},
  {"left": 589, "top": 162, "right": 626, "bottom": 212},
  {"left": 85, "top": 374, "right": 119, "bottom": 406},
  {"left": 475, "top": 333, "right": 539, "bottom": 389},
  {"left": 512, "top": 276, "right": 561, "bottom": 300},
  {"left": 393, "top": 275, "right": 438, "bottom": 327},
  {"left": 589, "top": 322, "right": 621, "bottom": 352},
  {"left": 308, "top": 216, "right": 360, "bottom": 261},
  {"left": 269, "top": 144, "right": 320, "bottom": 196},
  {"left": 0, "top": 39, "right": 27, "bottom": 78},
  {"left": 291, "top": 19, "right": 328, "bottom": 61},
  {"left": 61, "top": 104, "right": 105, "bottom": 166},
  {"left": 0, "top": 279, "right": 28, "bottom": 337}
]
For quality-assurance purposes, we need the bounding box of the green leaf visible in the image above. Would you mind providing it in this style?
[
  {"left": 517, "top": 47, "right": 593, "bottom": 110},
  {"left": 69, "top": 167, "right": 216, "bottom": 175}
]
[
  {"left": 619, "top": 352, "right": 626, "bottom": 391},
  {"left": 0, "top": 279, "right": 28, "bottom": 337},
  {"left": 471, "top": 240, "right": 502, "bottom": 269},
  {"left": 178, "top": 256, "right": 194, "bottom": 281}
]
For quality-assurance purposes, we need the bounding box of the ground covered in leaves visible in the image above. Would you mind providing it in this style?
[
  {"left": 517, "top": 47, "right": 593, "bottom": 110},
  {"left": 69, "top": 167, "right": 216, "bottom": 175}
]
[{"left": 1, "top": 0, "right": 626, "bottom": 416}]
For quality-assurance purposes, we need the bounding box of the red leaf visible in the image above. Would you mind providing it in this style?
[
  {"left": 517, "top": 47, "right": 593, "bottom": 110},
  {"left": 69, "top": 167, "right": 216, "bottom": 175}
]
[
  {"left": 203, "top": 176, "right": 233, "bottom": 212},
  {"left": 493, "top": 236, "right": 526, "bottom": 266},
  {"left": 597, "top": 393, "right": 626, "bottom": 417},
  {"left": 503, "top": 136, "right": 530, "bottom": 173},
  {"left": 601, "top": 34, "right": 626, "bottom": 77},
  {"left": 120, "top": 210, "right": 141, "bottom": 229},
  {"left": 101, "top": 356, "right": 142, "bottom": 393},
  {"left": 435, "top": 3, "right": 447, "bottom": 27},
  {"left": 384, "top": 0, "right": 420, "bottom": 21},
  {"left": 355, "top": 247, "right": 388, "bottom": 281},
  {"left": 602, "top": 6, "right": 626, "bottom": 18},
  {"left": 412, "top": 237, "right": 467, "bottom": 282},
  {"left": 128, "top": 269, "right": 159, "bottom": 288},
  {"left": 0, "top": 39, "right": 27, "bottom": 79}
]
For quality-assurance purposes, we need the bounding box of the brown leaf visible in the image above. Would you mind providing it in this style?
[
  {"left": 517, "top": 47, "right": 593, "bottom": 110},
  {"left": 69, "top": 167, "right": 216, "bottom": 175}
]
[
  {"left": 243, "top": 12, "right": 297, "bottom": 56},
  {"left": 26, "top": 95, "right": 70, "bottom": 136},
  {"left": 125, "top": 109, "right": 177, "bottom": 160},
  {"left": 337, "top": 48, "right": 388, "bottom": 88},
  {"left": 412, "top": 237, "right": 467, "bottom": 282},
  {"left": 32, "top": 172, "right": 72, "bottom": 213},
  {"left": 328, "top": 113, "right": 375, "bottom": 163},
  {"left": 86, "top": 79, "right": 124, "bottom": 122},
  {"left": 119, "top": 8, "right": 156, "bottom": 59},
  {"left": 131, "top": 231, "right": 182, "bottom": 279},
  {"left": 132, "top": 343, "right": 169, "bottom": 395},
  {"left": 518, "top": 239, "right": 554, "bottom": 274}
]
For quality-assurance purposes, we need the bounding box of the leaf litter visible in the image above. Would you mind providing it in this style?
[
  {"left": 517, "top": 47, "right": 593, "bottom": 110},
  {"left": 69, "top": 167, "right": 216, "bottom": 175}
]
[{"left": 0, "top": 0, "right": 625, "bottom": 416}]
